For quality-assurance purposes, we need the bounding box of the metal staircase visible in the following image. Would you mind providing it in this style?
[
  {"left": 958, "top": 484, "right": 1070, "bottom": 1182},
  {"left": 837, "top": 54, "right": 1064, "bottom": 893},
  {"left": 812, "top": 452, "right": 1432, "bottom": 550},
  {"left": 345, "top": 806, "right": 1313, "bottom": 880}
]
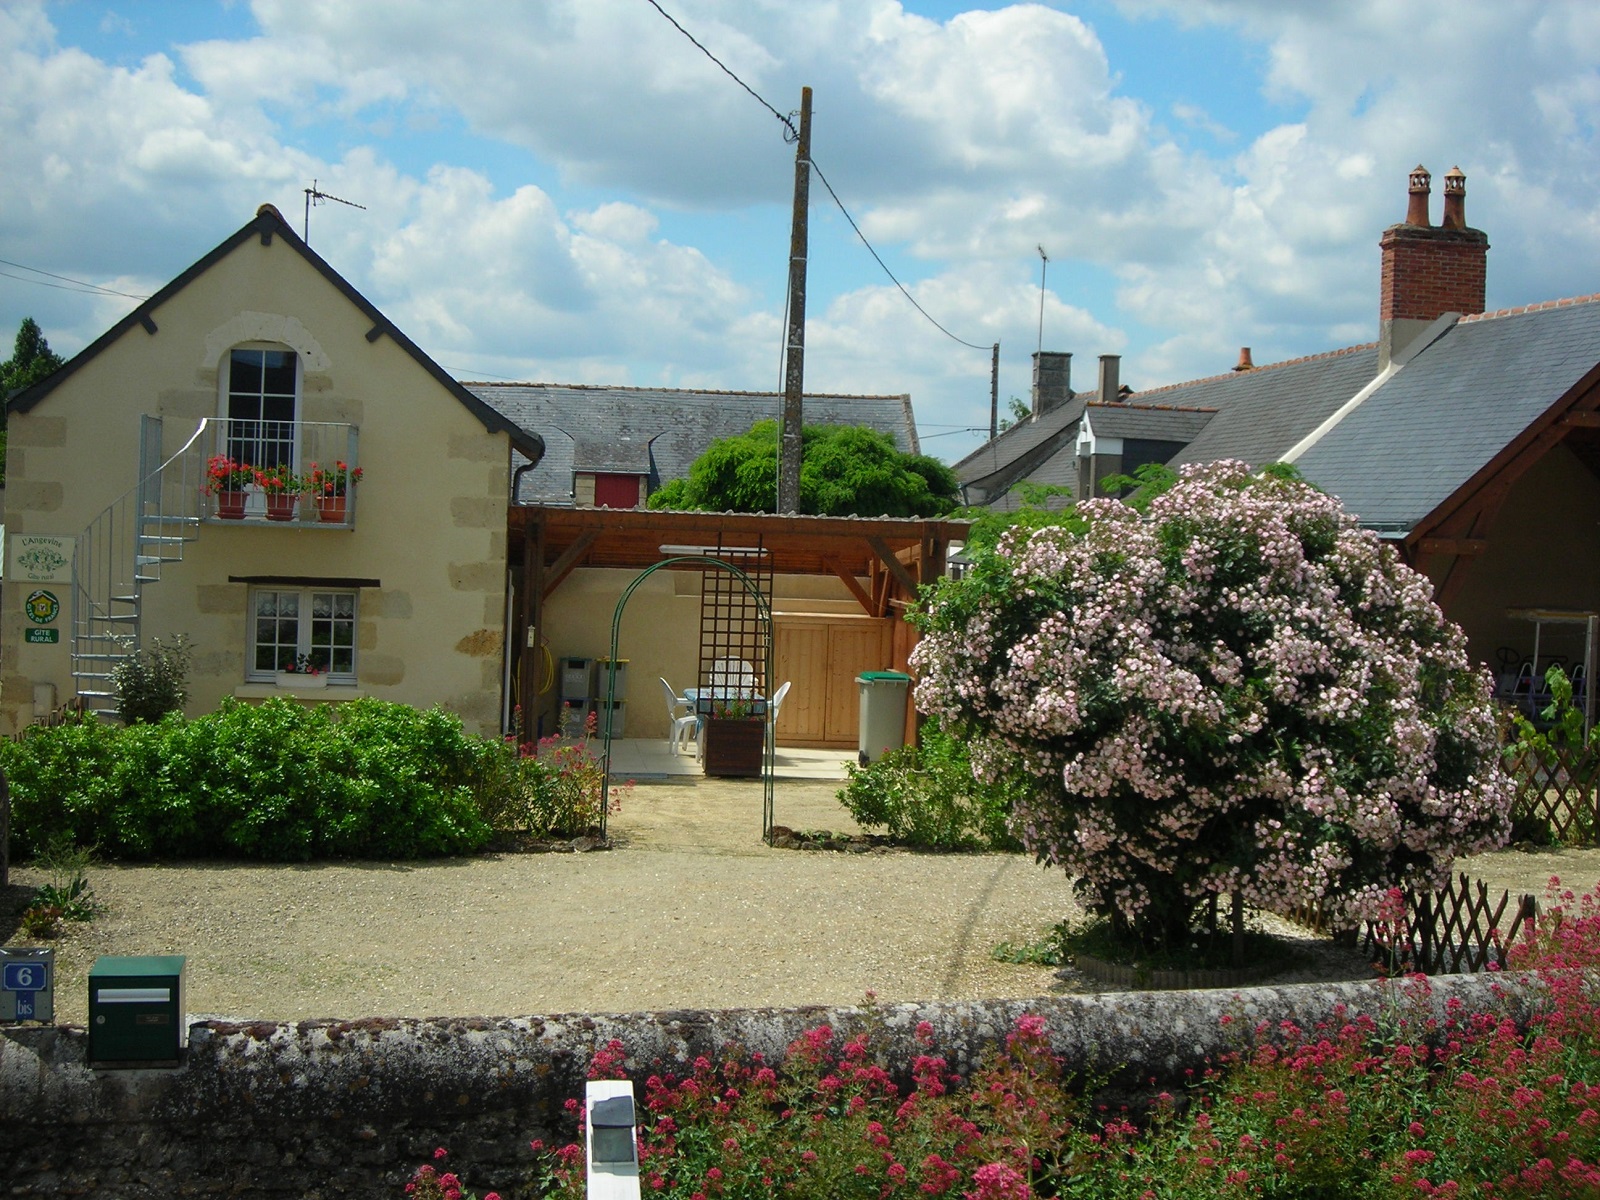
[{"left": 71, "top": 416, "right": 208, "bottom": 717}]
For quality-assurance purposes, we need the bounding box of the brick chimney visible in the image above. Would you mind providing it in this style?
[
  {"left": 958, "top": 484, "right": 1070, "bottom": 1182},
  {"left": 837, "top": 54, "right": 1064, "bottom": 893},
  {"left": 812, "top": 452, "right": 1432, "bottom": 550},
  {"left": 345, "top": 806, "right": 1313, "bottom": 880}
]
[
  {"left": 1097, "top": 354, "right": 1121, "bottom": 404},
  {"left": 1031, "top": 351, "right": 1072, "bottom": 417},
  {"left": 1379, "top": 164, "right": 1489, "bottom": 368},
  {"left": 1232, "top": 347, "right": 1254, "bottom": 372}
]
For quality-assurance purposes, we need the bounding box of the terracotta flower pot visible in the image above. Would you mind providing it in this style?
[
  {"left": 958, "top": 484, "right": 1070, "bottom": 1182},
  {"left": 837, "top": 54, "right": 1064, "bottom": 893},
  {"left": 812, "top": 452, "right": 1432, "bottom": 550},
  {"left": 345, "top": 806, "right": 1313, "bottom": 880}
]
[
  {"left": 315, "top": 495, "right": 348, "bottom": 523},
  {"left": 265, "top": 493, "right": 298, "bottom": 522},
  {"left": 214, "top": 490, "right": 247, "bottom": 520}
]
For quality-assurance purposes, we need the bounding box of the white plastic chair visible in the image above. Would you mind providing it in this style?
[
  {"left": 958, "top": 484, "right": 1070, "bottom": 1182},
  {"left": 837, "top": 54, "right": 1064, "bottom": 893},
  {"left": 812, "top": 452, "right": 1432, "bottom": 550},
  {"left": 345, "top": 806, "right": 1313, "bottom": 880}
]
[
  {"left": 706, "top": 657, "right": 757, "bottom": 698},
  {"left": 659, "top": 677, "right": 698, "bottom": 754},
  {"left": 769, "top": 680, "right": 792, "bottom": 726}
]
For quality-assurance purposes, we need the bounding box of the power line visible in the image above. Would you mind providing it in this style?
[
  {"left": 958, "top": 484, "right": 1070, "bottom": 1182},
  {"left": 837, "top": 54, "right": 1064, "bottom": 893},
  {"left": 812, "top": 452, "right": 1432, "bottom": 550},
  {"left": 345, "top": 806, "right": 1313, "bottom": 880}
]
[
  {"left": 642, "top": 0, "right": 989, "bottom": 353},
  {"left": 0, "top": 258, "right": 149, "bottom": 300},
  {"left": 642, "top": 0, "right": 795, "bottom": 135},
  {"left": 809, "top": 161, "right": 991, "bottom": 352}
]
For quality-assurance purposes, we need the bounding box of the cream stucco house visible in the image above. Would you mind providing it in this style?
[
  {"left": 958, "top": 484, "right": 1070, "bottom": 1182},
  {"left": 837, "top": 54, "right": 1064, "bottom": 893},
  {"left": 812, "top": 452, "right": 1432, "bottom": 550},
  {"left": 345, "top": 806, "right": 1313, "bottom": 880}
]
[{"left": 3, "top": 204, "right": 543, "bottom": 735}]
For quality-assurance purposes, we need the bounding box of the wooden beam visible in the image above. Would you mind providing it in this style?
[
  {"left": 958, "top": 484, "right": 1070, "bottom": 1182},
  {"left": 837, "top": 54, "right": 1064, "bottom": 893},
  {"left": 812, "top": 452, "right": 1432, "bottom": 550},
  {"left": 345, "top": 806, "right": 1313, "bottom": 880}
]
[
  {"left": 519, "top": 517, "right": 543, "bottom": 739},
  {"left": 868, "top": 535, "right": 919, "bottom": 597},
  {"left": 542, "top": 530, "right": 597, "bottom": 599},
  {"left": 1561, "top": 411, "right": 1600, "bottom": 428},
  {"left": 1415, "top": 537, "right": 1489, "bottom": 557},
  {"left": 824, "top": 557, "right": 876, "bottom": 617}
]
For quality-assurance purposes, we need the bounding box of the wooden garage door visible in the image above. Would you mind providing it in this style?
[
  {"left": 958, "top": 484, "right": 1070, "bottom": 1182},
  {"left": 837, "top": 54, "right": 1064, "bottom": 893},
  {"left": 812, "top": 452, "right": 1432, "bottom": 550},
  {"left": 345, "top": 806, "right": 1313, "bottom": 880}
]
[{"left": 773, "top": 616, "right": 893, "bottom": 748}]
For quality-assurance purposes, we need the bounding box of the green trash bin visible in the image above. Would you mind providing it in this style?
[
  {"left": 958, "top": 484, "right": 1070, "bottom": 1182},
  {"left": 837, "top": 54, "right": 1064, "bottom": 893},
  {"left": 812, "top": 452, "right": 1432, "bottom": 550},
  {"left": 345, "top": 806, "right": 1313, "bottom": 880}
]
[{"left": 856, "top": 671, "right": 912, "bottom": 766}]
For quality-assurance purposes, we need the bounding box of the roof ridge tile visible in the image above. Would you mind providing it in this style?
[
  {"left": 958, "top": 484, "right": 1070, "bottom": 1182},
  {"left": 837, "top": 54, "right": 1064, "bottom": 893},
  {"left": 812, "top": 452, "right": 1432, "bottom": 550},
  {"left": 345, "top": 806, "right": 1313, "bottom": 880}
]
[
  {"left": 1131, "top": 342, "right": 1377, "bottom": 399},
  {"left": 1457, "top": 293, "right": 1600, "bottom": 323}
]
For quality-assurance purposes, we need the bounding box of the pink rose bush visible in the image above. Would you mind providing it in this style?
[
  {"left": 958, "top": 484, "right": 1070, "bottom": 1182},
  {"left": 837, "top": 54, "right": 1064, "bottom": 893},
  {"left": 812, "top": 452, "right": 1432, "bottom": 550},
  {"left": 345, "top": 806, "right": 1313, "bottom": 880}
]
[{"left": 911, "top": 460, "right": 1511, "bottom": 946}]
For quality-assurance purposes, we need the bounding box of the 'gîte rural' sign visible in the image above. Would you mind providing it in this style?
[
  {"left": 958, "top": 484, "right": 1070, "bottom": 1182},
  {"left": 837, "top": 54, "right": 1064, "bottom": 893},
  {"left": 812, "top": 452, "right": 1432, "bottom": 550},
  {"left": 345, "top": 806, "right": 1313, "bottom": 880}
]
[{"left": 9, "top": 535, "right": 74, "bottom": 584}]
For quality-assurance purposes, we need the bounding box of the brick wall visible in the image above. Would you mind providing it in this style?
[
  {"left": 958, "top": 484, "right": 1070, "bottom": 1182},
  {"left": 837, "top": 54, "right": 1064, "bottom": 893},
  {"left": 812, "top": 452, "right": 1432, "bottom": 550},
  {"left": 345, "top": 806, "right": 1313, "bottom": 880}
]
[{"left": 1380, "top": 225, "right": 1490, "bottom": 323}]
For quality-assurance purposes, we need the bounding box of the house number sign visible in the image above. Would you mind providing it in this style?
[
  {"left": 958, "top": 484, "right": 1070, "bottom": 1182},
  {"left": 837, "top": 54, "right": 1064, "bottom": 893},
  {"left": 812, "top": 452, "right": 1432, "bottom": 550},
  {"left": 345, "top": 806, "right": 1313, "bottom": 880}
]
[{"left": 25, "top": 590, "right": 60, "bottom": 625}]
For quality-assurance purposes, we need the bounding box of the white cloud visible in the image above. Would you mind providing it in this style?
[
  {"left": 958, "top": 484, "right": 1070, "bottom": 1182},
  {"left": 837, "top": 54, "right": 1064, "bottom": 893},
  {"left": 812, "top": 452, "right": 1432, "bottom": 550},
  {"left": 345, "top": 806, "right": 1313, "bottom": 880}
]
[{"left": 4, "top": 0, "right": 1600, "bottom": 467}]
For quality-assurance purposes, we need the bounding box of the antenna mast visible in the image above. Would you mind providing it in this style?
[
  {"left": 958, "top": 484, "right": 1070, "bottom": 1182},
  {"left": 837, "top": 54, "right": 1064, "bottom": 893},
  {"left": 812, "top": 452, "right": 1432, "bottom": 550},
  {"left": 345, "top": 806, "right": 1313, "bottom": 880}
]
[
  {"left": 1036, "top": 245, "right": 1049, "bottom": 356},
  {"left": 303, "top": 180, "right": 367, "bottom": 245}
]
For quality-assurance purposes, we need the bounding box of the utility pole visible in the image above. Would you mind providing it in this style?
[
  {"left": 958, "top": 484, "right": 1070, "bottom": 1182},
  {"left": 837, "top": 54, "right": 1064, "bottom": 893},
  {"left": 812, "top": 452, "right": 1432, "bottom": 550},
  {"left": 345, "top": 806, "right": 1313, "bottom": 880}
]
[
  {"left": 989, "top": 342, "right": 1000, "bottom": 440},
  {"left": 778, "top": 86, "right": 812, "bottom": 514}
]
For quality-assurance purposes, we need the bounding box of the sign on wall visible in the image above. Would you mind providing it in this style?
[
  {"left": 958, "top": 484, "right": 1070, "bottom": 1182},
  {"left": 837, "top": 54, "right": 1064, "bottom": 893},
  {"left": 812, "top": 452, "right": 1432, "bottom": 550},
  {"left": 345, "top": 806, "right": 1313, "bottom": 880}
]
[{"left": 9, "top": 535, "right": 74, "bottom": 584}]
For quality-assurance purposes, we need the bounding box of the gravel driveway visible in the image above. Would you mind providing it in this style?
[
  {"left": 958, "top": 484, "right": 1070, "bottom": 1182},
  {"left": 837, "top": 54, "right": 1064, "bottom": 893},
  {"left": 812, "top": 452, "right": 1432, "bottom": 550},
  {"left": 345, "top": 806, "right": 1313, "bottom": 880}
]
[{"left": 7, "top": 778, "right": 1594, "bottom": 1027}]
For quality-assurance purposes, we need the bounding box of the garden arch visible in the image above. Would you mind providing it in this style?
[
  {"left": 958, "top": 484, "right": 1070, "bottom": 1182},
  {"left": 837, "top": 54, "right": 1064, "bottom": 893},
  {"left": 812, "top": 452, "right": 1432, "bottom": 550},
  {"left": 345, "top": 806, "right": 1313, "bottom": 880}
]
[{"left": 598, "top": 556, "right": 775, "bottom": 841}]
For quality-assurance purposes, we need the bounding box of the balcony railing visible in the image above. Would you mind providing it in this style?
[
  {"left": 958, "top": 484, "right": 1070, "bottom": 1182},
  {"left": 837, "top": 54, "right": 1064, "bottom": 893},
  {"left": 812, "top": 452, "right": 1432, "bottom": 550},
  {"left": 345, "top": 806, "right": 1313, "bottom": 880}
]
[{"left": 205, "top": 418, "right": 361, "bottom": 527}]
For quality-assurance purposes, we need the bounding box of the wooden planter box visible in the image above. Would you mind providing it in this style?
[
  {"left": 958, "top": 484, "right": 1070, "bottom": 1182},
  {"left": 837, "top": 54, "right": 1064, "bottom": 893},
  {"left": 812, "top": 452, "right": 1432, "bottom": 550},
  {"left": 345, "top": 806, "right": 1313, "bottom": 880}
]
[{"left": 703, "top": 718, "right": 764, "bottom": 777}]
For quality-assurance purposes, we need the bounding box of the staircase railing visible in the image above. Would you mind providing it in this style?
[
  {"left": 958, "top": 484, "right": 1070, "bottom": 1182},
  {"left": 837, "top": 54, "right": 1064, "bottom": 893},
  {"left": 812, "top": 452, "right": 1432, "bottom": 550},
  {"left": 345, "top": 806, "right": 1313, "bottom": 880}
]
[{"left": 70, "top": 416, "right": 208, "bottom": 715}]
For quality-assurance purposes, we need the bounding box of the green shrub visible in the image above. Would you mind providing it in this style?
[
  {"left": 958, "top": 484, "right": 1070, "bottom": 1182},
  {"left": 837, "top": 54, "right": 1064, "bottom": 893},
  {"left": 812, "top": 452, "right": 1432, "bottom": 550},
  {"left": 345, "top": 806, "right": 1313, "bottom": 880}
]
[
  {"left": 474, "top": 733, "right": 617, "bottom": 839},
  {"left": 0, "top": 698, "right": 494, "bottom": 861},
  {"left": 110, "top": 635, "right": 192, "bottom": 724},
  {"left": 837, "top": 719, "right": 1026, "bottom": 850}
]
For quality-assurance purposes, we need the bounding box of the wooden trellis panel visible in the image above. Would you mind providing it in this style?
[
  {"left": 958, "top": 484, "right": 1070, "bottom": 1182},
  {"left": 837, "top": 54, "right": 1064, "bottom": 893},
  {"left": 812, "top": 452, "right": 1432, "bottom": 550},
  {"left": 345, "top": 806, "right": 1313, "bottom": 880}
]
[
  {"left": 1362, "top": 873, "right": 1539, "bottom": 976},
  {"left": 1508, "top": 746, "right": 1600, "bottom": 844}
]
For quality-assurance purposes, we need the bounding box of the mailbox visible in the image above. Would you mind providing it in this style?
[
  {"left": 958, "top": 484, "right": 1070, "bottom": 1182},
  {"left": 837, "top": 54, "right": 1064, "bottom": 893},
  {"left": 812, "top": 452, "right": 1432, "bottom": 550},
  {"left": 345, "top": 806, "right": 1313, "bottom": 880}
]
[
  {"left": 586, "top": 1079, "right": 641, "bottom": 1200},
  {"left": 88, "top": 955, "right": 186, "bottom": 1067},
  {"left": 0, "top": 946, "right": 54, "bottom": 1022}
]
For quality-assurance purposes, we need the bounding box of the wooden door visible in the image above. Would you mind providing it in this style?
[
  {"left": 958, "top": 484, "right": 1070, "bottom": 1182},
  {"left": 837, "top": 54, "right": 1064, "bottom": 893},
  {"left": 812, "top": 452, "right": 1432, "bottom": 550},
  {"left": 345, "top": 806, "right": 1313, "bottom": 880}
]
[{"left": 773, "top": 617, "right": 893, "bottom": 748}]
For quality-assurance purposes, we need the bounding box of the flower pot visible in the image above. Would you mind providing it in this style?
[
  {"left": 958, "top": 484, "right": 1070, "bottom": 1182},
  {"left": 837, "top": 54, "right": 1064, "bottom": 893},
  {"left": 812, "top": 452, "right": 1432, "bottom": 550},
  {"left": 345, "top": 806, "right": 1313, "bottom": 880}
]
[
  {"left": 315, "top": 495, "right": 348, "bottom": 523},
  {"left": 275, "top": 671, "right": 328, "bottom": 690},
  {"left": 265, "top": 493, "right": 298, "bottom": 522},
  {"left": 703, "top": 717, "right": 765, "bottom": 777},
  {"left": 214, "top": 491, "right": 247, "bottom": 520}
]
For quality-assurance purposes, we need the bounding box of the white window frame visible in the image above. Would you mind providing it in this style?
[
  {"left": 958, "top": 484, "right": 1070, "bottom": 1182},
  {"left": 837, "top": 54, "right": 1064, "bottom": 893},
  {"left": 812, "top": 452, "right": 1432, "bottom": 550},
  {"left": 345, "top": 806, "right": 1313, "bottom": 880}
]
[
  {"left": 249, "top": 586, "right": 358, "bottom": 684},
  {"left": 221, "top": 344, "right": 303, "bottom": 514}
]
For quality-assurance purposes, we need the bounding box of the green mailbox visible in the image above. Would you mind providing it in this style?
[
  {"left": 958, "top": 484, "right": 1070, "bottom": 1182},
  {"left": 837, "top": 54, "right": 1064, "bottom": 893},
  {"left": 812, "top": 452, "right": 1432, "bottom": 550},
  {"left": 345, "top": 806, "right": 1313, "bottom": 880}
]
[{"left": 88, "top": 955, "right": 186, "bottom": 1067}]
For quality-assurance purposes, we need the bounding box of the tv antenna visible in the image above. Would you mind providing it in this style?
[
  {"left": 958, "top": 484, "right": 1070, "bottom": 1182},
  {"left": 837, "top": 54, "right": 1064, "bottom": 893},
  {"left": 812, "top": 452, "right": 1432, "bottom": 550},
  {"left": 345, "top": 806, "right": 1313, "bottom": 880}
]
[
  {"left": 302, "top": 180, "right": 366, "bottom": 245},
  {"left": 1036, "top": 245, "right": 1049, "bottom": 356}
]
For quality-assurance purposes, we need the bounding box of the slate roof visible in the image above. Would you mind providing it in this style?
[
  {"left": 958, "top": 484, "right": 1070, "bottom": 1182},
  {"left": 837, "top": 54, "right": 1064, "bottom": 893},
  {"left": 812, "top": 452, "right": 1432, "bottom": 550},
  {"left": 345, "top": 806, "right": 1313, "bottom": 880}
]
[
  {"left": 467, "top": 383, "right": 918, "bottom": 505},
  {"left": 1083, "top": 402, "right": 1216, "bottom": 442},
  {"left": 1292, "top": 297, "right": 1600, "bottom": 531},
  {"left": 952, "top": 395, "right": 1086, "bottom": 505},
  {"left": 1160, "top": 344, "right": 1380, "bottom": 470}
]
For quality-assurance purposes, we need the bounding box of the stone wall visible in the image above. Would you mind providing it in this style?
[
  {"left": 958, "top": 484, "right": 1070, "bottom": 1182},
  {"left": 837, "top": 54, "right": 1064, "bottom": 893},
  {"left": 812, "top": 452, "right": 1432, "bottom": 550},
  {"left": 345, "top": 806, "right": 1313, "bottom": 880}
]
[{"left": 0, "top": 973, "right": 1540, "bottom": 1199}]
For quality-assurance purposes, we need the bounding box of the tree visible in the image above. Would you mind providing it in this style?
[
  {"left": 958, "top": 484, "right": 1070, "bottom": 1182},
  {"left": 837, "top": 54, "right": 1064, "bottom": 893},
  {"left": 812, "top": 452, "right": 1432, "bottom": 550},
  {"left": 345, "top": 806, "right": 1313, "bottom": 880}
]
[
  {"left": 0, "top": 318, "right": 66, "bottom": 483},
  {"left": 648, "top": 419, "right": 959, "bottom": 517},
  {"left": 911, "top": 459, "right": 1512, "bottom": 950},
  {"left": 1, "top": 317, "right": 66, "bottom": 406}
]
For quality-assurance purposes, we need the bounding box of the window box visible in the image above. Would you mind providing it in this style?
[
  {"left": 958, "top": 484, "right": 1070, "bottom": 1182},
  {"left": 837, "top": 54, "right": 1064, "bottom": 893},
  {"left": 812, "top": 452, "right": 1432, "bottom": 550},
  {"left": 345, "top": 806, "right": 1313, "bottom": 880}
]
[{"left": 274, "top": 671, "right": 328, "bottom": 690}]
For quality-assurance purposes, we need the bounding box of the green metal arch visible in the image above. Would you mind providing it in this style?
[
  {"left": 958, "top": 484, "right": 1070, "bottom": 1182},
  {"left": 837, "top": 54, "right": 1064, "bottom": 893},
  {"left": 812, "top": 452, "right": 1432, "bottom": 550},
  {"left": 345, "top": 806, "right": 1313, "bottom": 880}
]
[{"left": 598, "top": 556, "right": 775, "bottom": 840}]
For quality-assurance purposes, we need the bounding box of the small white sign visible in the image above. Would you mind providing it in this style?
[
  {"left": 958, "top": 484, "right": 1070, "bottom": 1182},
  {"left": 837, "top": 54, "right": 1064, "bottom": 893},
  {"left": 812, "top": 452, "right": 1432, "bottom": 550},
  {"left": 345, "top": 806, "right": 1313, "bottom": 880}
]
[{"left": 10, "top": 535, "right": 74, "bottom": 583}]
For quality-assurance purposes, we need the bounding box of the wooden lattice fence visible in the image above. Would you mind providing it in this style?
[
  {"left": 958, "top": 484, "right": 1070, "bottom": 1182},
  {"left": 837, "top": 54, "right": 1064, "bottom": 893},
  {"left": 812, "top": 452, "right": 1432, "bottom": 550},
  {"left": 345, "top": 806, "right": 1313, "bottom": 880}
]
[
  {"left": 1506, "top": 745, "right": 1600, "bottom": 845},
  {"left": 1362, "top": 872, "right": 1540, "bottom": 976}
]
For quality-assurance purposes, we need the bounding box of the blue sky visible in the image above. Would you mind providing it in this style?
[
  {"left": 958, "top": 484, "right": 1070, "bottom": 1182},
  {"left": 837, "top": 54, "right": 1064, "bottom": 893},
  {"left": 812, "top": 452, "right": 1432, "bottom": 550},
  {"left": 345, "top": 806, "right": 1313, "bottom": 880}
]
[{"left": 3, "top": 1, "right": 1598, "bottom": 463}]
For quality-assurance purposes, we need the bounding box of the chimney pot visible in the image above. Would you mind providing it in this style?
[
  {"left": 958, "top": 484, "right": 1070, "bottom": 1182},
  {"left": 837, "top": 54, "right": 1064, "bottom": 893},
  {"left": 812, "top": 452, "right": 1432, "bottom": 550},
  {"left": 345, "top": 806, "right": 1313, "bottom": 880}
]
[
  {"left": 1232, "top": 347, "right": 1254, "bottom": 372},
  {"left": 1441, "top": 165, "right": 1467, "bottom": 230},
  {"left": 1405, "top": 164, "right": 1432, "bottom": 226}
]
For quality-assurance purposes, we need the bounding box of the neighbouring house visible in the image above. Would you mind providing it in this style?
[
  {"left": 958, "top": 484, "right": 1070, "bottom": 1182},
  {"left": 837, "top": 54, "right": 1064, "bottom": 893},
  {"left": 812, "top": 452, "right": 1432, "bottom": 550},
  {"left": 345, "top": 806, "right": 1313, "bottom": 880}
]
[
  {"left": 956, "top": 165, "right": 1600, "bottom": 688},
  {"left": 4, "top": 204, "right": 542, "bottom": 736},
  {"left": 474, "top": 386, "right": 954, "bottom": 751},
  {"left": 467, "top": 383, "right": 918, "bottom": 508},
  {"left": 4, "top": 204, "right": 966, "bottom": 749}
]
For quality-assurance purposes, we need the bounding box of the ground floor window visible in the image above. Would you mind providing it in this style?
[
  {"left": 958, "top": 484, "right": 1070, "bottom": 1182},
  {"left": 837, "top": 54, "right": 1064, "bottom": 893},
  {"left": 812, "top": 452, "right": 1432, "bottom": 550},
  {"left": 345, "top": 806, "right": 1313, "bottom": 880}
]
[{"left": 250, "top": 588, "right": 356, "bottom": 681}]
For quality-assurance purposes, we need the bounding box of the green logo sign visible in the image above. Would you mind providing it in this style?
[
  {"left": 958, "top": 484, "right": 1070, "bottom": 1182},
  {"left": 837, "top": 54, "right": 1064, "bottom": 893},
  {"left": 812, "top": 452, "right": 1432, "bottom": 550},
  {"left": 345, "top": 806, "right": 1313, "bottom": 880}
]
[
  {"left": 25, "top": 590, "right": 60, "bottom": 625},
  {"left": 24, "top": 628, "right": 59, "bottom": 644}
]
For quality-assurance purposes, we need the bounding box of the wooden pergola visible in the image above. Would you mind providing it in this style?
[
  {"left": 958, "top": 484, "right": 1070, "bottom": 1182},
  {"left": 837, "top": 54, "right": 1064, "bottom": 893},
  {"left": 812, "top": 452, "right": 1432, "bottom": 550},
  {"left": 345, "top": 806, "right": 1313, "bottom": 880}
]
[{"left": 508, "top": 505, "right": 971, "bottom": 730}]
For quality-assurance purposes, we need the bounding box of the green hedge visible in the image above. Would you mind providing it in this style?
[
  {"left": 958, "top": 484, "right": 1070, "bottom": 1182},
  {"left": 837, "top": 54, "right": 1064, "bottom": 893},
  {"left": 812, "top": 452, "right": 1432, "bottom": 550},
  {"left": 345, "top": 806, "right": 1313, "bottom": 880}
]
[{"left": 0, "top": 698, "right": 498, "bottom": 861}]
